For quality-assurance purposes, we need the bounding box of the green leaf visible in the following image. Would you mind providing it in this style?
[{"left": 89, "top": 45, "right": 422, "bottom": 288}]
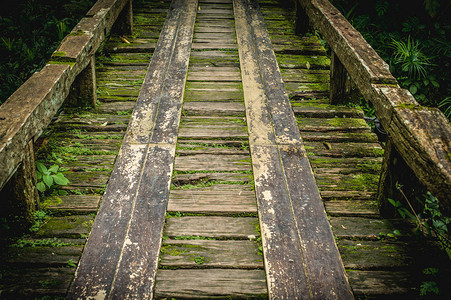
[
  {"left": 388, "top": 198, "right": 396, "bottom": 206},
  {"left": 431, "top": 80, "right": 440, "bottom": 88},
  {"left": 58, "top": 190, "right": 68, "bottom": 196},
  {"left": 36, "top": 162, "right": 48, "bottom": 174},
  {"left": 52, "top": 173, "right": 69, "bottom": 186},
  {"left": 48, "top": 165, "right": 59, "bottom": 174},
  {"left": 37, "top": 182, "right": 46, "bottom": 193},
  {"left": 36, "top": 172, "right": 42, "bottom": 180},
  {"left": 409, "top": 85, "right": 418, "bottom": 94},
  {"left": 393, "top": 229, "right": 401, "bottom": 236},
  {"left": 43, "top": 174, "right": 53, "bottom": 188}
]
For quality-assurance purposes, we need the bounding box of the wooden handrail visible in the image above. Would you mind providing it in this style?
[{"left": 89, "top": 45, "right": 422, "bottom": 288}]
[
  {"left": 296, "top": 0, "right": 451, "bottom": 213},
  {"left": 0, "top": 0, "right": 131, "bottom": 191}
]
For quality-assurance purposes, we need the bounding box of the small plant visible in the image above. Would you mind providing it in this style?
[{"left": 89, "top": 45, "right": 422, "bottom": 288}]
[
  {"left": 193, "top": 255, "right": 205, "bottom": 265},
  {"left": 390, "top": 36, "right": 431, "bottom": 79},
  {"left": 438, "top": 96, "right": 451, "bottom": 120},
  {"left": 67, "top": 259, "right": 77, "bottom": 268},
  {"left": 388, "top": 185, "right": 451, "bottom": 258},
  {"left": 36, "top": 162, "right": 70, "bottom": 194},
  {"left": 11, "top": 237, "right": 72, "bottom": 248},
  {"left": 29, "top": 210, "right": 49, "bottom": 233}
]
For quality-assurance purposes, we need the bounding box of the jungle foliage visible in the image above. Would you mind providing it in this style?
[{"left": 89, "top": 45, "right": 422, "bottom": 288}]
[
  {"left": 331, "top": 0, "right": 451, "bottom": 119},
  {"left": 0, "top": 0, "right": 95, "bottom": 104}
]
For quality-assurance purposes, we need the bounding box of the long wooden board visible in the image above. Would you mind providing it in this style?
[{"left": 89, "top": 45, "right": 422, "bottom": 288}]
[
  {"left": 67, "top": 0, "right": 198, "bottom": 298},
  {"left": 234, "top": 0, "right": 353, "bottom": 298}
]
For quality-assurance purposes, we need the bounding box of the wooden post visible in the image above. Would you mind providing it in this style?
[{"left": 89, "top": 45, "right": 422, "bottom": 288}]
[
  {"left": 68, "top": 55, "right": 97, "bottom": 107},
  {"left": 0, "top": 140, "right": 39, "bottom": 231},
  {"left": 113, "top": 0, "right": 133, "bottom": 36},
  {"left": 329, "top": 51, "right": 348, "bottom": 105},
  {"left": 295, "top": 2, "right": 312, "bottom": 35},
  {"left": 330, "top": 51, "right": 361, "bottom": 105},
  {"left": 377, "top": 139, "right": 427, "bottom": 217}
]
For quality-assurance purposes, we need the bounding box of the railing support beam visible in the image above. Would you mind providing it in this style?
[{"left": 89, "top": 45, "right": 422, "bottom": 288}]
[
  {"left": 68, "top": 56, "right": 97, "bottom": 107},
  {"left": 329, "top": 51, "right": 360, "bottom": 105},
  {"left": 295, "top": 3, "right": 312, "bottom": 35},
  {"left": 377, "top": 139, "right": 427, "bottom": 217},
  {"left": 114, "top": 0, "right": 133, "bottom": 36},
  {"left": 0, "top": 140, "right": 39, "bottom": 230}
]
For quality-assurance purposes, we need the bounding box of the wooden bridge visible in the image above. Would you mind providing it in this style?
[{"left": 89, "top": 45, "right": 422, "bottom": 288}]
[{"left": 0, "top": 0, "right": 450, "bottom": 298}]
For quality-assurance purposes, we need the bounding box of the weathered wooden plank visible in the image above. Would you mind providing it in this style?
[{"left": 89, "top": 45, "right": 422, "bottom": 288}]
[
  {"left": 108, "top": 145, "right": 175, "bottom": 298},
  {"left": 300, "top": 131, "right": 378, "bottom": 143},
  {"left": 176, "top": 145, "right": 248, "bottom": 156},
  {"left": 178, "top": 126, "right": 248, "bottom": 139},
  {"left": 0, "top": 267, "right": 76, "bottom": 298},
  {"left": 195, "top": 26, "right": 235, "bottom": 33},
  {"left": 325, "top": 200, "right": 379, "bottom": 216},
  {"left": 297, "top": 117, "right": 370, "bottom": 132},
  {"left": 338, "top": 240, "right": 412, "bottom": 270},
  {"left": 320, "top": 190, "right": 375, "bottom": 201},
  {"left": 172, "top": 172, "right": 252, "bottom": 185},
  {"left": 235, "top": 0, "right": 353, "bottom": 298},
  {"left": 42, "top": 195, "right": 101, "bottom": 213},
  {"left": 182, "top": 101, "right": 244, "bottom": 115},
  {"left": 33, "top": 215, "right": 94, "bottom": 239},
  {"left": 192, "top": 43, "right": 238, "bottom": 50},
  {"left": 165, "top": 216, "right": 258, "bottom": 238},
  {"left": 250, "top": 145, "right": 311, "bottom": 297},
  {"left": 174, "top": 154, "right": 251, "bottom": 171},
  {"left": 329, "top": 217, "right": 408, "bottom": 239},
  {"left": 279, "top": 145, "right": 354, "bottom": 298},
  {"left": 292, "top": 104, "right": 363, "bottom": 118},
  {"left": 159, "top": 239, "right": 263, "bottom": 268},
  {"left": 65, "top": 145, "right": 146, "bottom": 297},
  {"left": 184, "top": 90, "right": 244, "bottom": 101},
  {"left": 5, "top": 246, "right": 83, "bottom": 266},
  {"left": 68, "top": 0, "right": 198, "bottom": 297},
  {"left": 188, "top": 71, "right": 242, "bottom": 81},
  {"left": 168, "top": 184, "right": 257, "bottom": 213},
  {"left": 305, "top": 141, "right": 383, "bottom": 158},
  {"left": 155, "top": 269, "right": 267, "bottom": 299},
  {"left": 347, "top": 271, "right": 416, "bottom": 297}
]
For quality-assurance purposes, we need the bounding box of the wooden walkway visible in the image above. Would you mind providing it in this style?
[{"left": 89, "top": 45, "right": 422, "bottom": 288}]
[{"left": 1, "top": 0, "right": 450, "bottom": 299}]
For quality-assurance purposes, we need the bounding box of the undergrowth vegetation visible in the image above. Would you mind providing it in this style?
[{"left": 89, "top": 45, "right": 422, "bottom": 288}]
[
  {"left": 0, "top": 0, "right": 95, "bottom": 104},
  {"left": 331, "top": 0, "right": 451, "bottom": 119}
]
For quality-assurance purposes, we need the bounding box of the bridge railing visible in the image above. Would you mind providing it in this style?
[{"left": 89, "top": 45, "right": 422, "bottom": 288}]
[
  {"left": 295, "top": 0, "right": 451, "bottom": 215},
  {"left": 0, "top": 0, "right": 133, "bottom": 225}
]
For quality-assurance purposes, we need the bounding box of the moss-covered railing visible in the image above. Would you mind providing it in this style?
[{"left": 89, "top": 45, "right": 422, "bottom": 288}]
[
  {"left": 0, "top": 0, "right": 133, "bottom": 224},
  {"left": 294, "top": 0, "right": 451, "bottom": 215}
]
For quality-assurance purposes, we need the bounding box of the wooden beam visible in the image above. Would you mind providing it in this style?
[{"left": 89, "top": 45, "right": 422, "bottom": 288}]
[
  {"left": 0, "top": 0, "right": 130, "bottom": 191},
  {"left": 67, "top": 0, "right": 198, "bottom": 298},
  {"left": 297, "top": 0, "right": 451, "bottom": 214},
  {"left": 234, "top": 0, "right": 353, "bottom": 298}
]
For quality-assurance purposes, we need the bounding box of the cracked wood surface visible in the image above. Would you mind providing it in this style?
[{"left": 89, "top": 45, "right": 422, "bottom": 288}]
[
  {"left": 67, "top": 0, "right": 198, "bottom": 298},
  {"left": 234, "top": 0, "right": 353, "bottom": 298}
]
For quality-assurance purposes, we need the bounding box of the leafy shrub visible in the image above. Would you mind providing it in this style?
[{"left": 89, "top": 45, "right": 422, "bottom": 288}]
[{"left": 36, "top": 162, "right": 70, "bottom": 194}]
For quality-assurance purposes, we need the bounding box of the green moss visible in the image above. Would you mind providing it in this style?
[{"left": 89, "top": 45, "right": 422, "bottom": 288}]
[
  {"left": 395, "top": 103, "right": 424, "bottom": 110},
  {"left": 327, "top": 118, "right": 366, "bottom": 127},
  {"left": 48, "top": 60, "right": 76, "bottom": 67},
  {"left": 160, "top": 244, "right": 189, "bottom": 256},
  {"left": 193, "top": 255, "right": 206, "bottom": 265},
  {"left": 40, "top": 196, "right": 63, "bottom": 210},
  {"left": 68, "top": 30, "right": 86, "bottom": 36},
  {"left": 52, "top": 51, "right": 67, "bottom": 57}
]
